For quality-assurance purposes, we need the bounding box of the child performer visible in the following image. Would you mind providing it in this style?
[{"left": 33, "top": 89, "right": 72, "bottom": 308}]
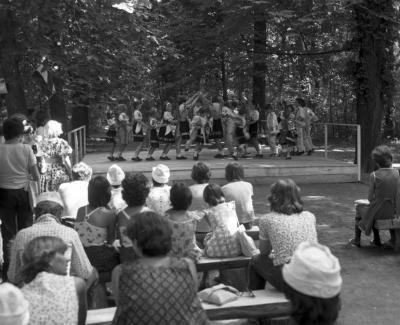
[
  {"left": 158, "top": 102, "right": 176, "bottom": 160},
  {"left": 278, "top": 105, "right": 297, "bottom": 160},
  {"left": 131, "top": 104, "right": 145, "bottom": 161},
  {"left": 209, "top": 96, "right": 225, "bottom": 158},
  {"left": 145, "top": 108, "right": 160, "bottom": 161},
  {"left": 247, "top": 103, "right": 263, "bottom": 158},
  {"left": 234, "top": 104, "right": 248, "bottom": 159},
  {"left": 192, "top": 108, "right": 209, "bottom": 161}
]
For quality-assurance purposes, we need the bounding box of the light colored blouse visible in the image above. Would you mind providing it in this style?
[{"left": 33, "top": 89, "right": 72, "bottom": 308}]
[
  {"left": 146, "top": 185, "right": 171, "bottom": 216},
  {"left": 259, "top": 211, "right": 318, "bottom": 266}
]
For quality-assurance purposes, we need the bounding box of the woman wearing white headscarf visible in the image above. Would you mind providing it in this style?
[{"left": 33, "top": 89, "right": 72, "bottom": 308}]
[{"left": 39, "top": 120, "right": 72, "bottom": 192}]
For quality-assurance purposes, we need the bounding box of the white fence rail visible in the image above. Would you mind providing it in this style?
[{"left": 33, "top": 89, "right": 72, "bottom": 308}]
[{"left": 67, "top": 125, "right": 86, "bottom": 165}]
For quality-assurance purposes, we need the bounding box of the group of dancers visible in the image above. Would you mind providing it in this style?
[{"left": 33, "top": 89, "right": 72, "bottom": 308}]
[{"left": 106, "top": 93, "right": 318, "bottom": 162}]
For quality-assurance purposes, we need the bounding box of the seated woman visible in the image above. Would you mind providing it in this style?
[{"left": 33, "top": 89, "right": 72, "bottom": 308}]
[
  {"left": 248, "top": 179, "right": 317, "bottom": 292},
  {"left": 189, "top": 162, "right": 212, "bottom": 235},
  {"left": 165, "top": 183, "right": 202, "bottom": 261},
  {"left": 75, "top": 176, "right": 118, "bottom": 273},
  {"left": 221, "top": 162, "right": 255, "bottom": 229},
  {"left": 111, "top": 211, "right": 209, "bottom": 325},
  {"left": 58, "top": 162, "right": 92, "bottom": 219},
  {"left": 146, "top": 164, "right": 171, "bottom": 215},
  {"left": 203, "top": 184, "right": 242, "bottom": 258},
  {"left": 116, "top": 173, "right": 151, "bottom": 262},
  {"left": 351, "top": 145, "right": 400, "bottom": 247},
  {"left": 20, "top": 236, "right": 87, "bottom": 325},
  {"left": 107, "top": 164, "right": 127, "bottom": 213},
  {"left": 282, "top": 241, "right": 342, "bottom": 325}
]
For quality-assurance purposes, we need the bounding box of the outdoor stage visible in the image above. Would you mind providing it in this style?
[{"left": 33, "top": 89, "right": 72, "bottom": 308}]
[{"left": 83, "top": 147, "right": 359, "bottom": 184}]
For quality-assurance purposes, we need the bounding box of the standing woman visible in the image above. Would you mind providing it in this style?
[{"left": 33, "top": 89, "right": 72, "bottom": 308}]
[
  {"left": 39, "top": 120, "right": 72, "bottom": 192},
  {"left": 209, "top": 97, "right": 225, "bottom": 158},
  {"left": 247, "top": 103, "right": 263, "bottom": 158},
  {"left": 158, "top": 102, "right": 176, "bottom": 160},
  {"left": 131, "top": 104, "right": 145, "bottom": 162},
  {"left": 114, "top": 107, "right": 130, "bottom": 162},
  {"left": 145, "top": 108, "right": 160, "bottom": 161},
  {"left": 174, "top": 96, "right": 190, "bottom": 160}
]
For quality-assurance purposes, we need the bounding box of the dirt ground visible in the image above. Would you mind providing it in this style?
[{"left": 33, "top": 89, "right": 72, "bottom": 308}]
[{"left": 252, "top": 182, "right": 400, "bottom": 325}]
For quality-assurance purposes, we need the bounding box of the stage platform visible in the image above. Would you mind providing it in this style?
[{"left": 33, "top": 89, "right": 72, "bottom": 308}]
[{"left": 83, "top": 148, "right": 359, "bottom": 184}]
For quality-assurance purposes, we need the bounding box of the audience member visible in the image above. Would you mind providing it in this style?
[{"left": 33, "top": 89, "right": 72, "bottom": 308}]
[
  {"left": 117, "top": 173, "right": 151, "bottom": 261},
  {"left": 282, "top": 241, "right": 342, "bottom": 325},
  {"left": 165, "top": 183, "right": 203, "bottom": 261},
  {"left": 111, "top": 211, "right": 209, "bottom": 325},
  {"left": 58, "top": 162, "right": 92, "bottom": 219},
  {"left": 352, "top": 145, "right": 400, "bottom": 247},
  {"left": 107, "top": 164, "right": 127, "bottom": 213},
  {"left": 0, "top": 282, "right": 29, "bottom": 325},
  {"left": 203, "top": 184, "right": 241, "bottom": 257},
  {"left": 39, "top": 120, "right": 72, "bottom": 192},
  {"left": 75, "top": 176, "right": 118, "bottom": 272},
  {"left": 145, "top": 164, "right": 172, "bottom": 215},
  {"left": 222, "top": 162, "right": 255, "bottom": 229},
  {"left": 189, "top": 162, "right": 212, "bottom": 234},
  {"left": 0, "top": 118, "right": 40, "bottom": 280},
  {"left": 248, "top": 179, "right": 317, "bottom": 292},
  {"left": 8, "top": 192, "right": 97, "bottom": 287},
  {"left": 20, "top": 236, "right": 87, "bottom": 325}
]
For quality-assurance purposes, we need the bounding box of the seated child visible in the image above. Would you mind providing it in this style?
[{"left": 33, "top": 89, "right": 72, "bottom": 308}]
[
  {"left": 165, "top": 183, "right": 203, "bottom": 261},
  {"left": 203, "top": 184, "right": 241, "bottom": 258},
  {"left": 146, "top": 164, "right": 171, "bottom": 215},
  {"left": 350, "top": 145, "right": 400, "bottom": 247}
]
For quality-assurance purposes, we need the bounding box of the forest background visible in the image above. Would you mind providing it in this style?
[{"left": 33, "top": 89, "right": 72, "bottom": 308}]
[{"left": 0, "top": 0, "right": 399, "bottom": 171}]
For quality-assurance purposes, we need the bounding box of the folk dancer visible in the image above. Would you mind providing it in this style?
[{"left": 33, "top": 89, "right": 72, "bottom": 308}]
[
  {"left": 266, "top": 104, "right": 279, "bottom": 156},
  {"left": 145, "top": 108, "right": 160, "bottom": 161},
  {"left": 131, "top": 105, "right": 145, "bottom": 161},
  {"left": 209, "top": 97, "right": 225, "bottom": 158},
  {"left": 158, "top": 102, "right": 176, "bottom": 160},
  {"left": 221, "top": 102, "right": 238, "bottom": 160},
  {"left": 247, "top": 103, "right": 263, "bottom": 158}
]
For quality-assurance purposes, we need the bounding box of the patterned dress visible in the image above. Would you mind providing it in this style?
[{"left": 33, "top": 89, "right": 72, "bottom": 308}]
[
  {"left": 112, "top": 258, "right": 209, "bottom": 325},
  {"left": 204, "top": 201, "right": 242, "bottom": 257},
  {"left": 21, "top": 272, "right": 79, "bottom": 325},
  {"left": 39, "top": 137, "right": 72, "bottom": 192},
  {"left": 166, "top": 210, "right": 203, "bottom": 262}
]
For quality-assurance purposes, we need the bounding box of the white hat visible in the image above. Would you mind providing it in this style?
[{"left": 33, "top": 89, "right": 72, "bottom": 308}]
[
  {"left": 0, "top": 283, "right": 29, "bottom": 325},
  {"left": 282, "top": 241, "right": 342, "bottom": 299},
  {"left": 36, "top": 191, "right": 64, "bottom": 208},
  {"left": 107, "top": 164, "right": 125, "bottom": 186},
  {"left": 118, "top": 113, "right": 129, "bottom": 122},
  {"left": 152, "top": 164, "right": 170, "bottom": 184}
]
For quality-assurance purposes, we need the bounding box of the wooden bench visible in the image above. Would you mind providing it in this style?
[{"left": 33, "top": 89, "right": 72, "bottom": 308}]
[
  {"left": 196, "top": 226, "right": 260, "bottom": 243},
  {"left": 196, "top": 256, "right": 252, "bottom": 272},
  {"left": 86, "top": 289, "right": 291, "bottom": 324}
]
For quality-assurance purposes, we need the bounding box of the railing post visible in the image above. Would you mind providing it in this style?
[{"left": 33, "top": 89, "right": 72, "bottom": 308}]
[
  {"left": 79, "top": 129, "right": 83, "bottom": 161},
  {"left": 83, "top": 126, "right": 86, "bottom": 155},
  {"left": 357, "top": 125, "right": 361, "bottom": 182},
  {"left": 74, "top": 131, "right": 78, "bottom": 164},
  {"left": 324, "top": 124, "right": 328, "bottom": 159}
]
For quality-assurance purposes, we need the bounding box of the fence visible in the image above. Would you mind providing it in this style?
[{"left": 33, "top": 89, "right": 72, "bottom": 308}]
[{"left": 67, "top": 125, "right": 86, "bottom": 165}]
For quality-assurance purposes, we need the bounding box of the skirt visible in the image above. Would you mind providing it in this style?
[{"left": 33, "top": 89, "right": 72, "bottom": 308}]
[
  {"left": 279, "top": 130, "right": 297, "bottom": 146},
  {"left": 179, "top": 121, "right": 190, "bottom": 140},
  {"left": 195, "top": 129, "right": 205, "bottom": 144},
  {"left": 249, "top": 122, "right": 258, "bottom": 139},
  {"left": 159, "top": 125, "right": 175, "bottom": 144},
  {"left": 235, "top": 127, "right": 248, "bottom": 145},
  {"left": 149, "top": 129, "right": 159, "bottom": 148},
  {"left": 209, "top": 118, "right": 224, "bottom": 139},
  {"left": 132, "top": 123, "right": 144, "bottom": 142}
]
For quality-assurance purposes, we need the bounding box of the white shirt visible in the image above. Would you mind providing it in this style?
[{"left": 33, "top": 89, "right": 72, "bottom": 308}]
[
  {"left": 222, "top": 181, "right": 255, "bottom": 224},
  {"left": 109, "top": 187, "right": 127, "bottom": 213},
  {"left": 189, "top": 183, "right": 210, "bottom": 233},
  {"left": 146, "top": 185, "right": 171, "bottom": 216},
  {"left": 58, "top": 180, "right": 89, "bottom": 218}
]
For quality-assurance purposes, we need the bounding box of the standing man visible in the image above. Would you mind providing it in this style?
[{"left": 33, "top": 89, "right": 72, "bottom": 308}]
[
  {"left": 304, "top": 104, "right": 318, "bottom": 155},
  {"left": 222, "top": 101, "right": 238, "bottom": 160},
  {"left": 294, "top": 97, "right": 308, "bottom": 155},
  {"left": 266, "top": 104, "right": 279, "bottom": 156},
  {"left": 209, "top": 96, "right": 225, "bottom": 158}
]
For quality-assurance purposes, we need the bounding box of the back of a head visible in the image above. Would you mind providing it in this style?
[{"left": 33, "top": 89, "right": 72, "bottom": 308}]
[
  {"left": 107, "top": 164, "right": 125, "bottom": 187},
  {"left": 203, "top": 183, "right": 225, "bottom": 207},
  {"left": 127, "top": 211, "right": 172, "bottom": 257},
  {"left": 122, "top": 173, "right": 150, "bottom": 207},
  {"left": 191, "top": 162, "right": 211, "bottom": 184},
  {"left": 44, "top": 120, "right": 63, "bottom": 138},
  {"left": 170, "top": 182, "right": 192, "bottom": 211},
  {"left": 88, "top": 176, "right": 111, "bottom": 208},
  {"left": 282, "top": 241, "right": 342, "bottom": 325},
  {"left": 35, "top": 192, "right": 64, "bottom": 219},
  {"left": 0, "top": 283, "right": 29, "bottom": 325},
  {"left": 225, "top": 162, "right": 244, "bottom": 182},
  {"left": 2, "top": 118, "right": 24, "bottom": 141},
  {"left": 371, "top": 145, "right": 393, "bottom": 168},
  {"left": 268, "top": 179, "right": 303, "bottom": 215},
  {"left": 72, "top": 162, "right": 93, "bottom": 181}
]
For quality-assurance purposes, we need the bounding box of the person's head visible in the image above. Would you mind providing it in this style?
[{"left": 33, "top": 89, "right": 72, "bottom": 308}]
[
  {"left": 165, "top": 102, "right": 172, "bottom": 112},
  {"left": 88, "top": 176, "right": 111, "bottom": 209},
  {"left": 152, "top": 164, "right": 170, "bottom": 186},
  {"left": 127, "top": 211, "right": 172, "bottom": 257},
  {"left": 282, "top": 241, "right": 342, "bottom": 325},
  {"left": 44, "top": 120, "right": 63, "bottom": 138},
  {"left": 20, "top": 236, "right": 69, "bottom": 284},
  {"left": 203, "top": 183, "right": 225, "bottom": 207},
  {"left": 170, "top": 182, "right": 192, "bottom": 211},
  {"left": 71, "top": 162, "right": 93, "bottom": 181},
  {"left": 107, "top": 164, "right": 125, "bottom": 187},
  {"left": 34, "top": 192, "right": 64, "bottom": 220},
  {"left": 371, "top": 145, "right": 393, "bottom": 168},
  {"left": 268, "top": 179, "right": 303, "bottom": 215},
  {"left": 2, "top": 118, "right": 24, "bottom": 141},
  {"left": 296, "top": 97, "right": 306, "bottom": 107},
  {"left": 122, "top": 173, "right": 150, "bottom": 207},
  {"left": 225, "top": 162, "right": 244, "bottom": 182},
  {"left": 0, "top": 283, "right": 29, "bottom": 325},
  {"left": 149, "top": 107, "right": 158, "bottom": 118},
  {"left": 191, "top": 162, "right": 211, "bottom": 184},
  {"left": 284, "top": 105, "right": 294, "bottom": 119}
]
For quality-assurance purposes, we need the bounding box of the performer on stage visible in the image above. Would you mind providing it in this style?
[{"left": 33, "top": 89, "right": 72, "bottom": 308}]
[
  {"left": 192, "top": 108, "right": 209, "bottom": 161},
  {"left": 145, "top": 107, "right": 160, "bottom": 161},
  {"left": 131, "top": 105, "right": 145, "bottom": 161},
  {"left": 266, "top": 104, "right": 279, "bottom": 156},
  {"left": 106, "top": 105, "right": 118, "bottom": 161},
  {"left": 234, "top": 104, "right": 248, "bottom": 159},
  {"left": 209, "top": 96, "right": 225, "bottom": 158},
  {"left": 221, "top": 101, "right": 237, "bottom": 160},
  {"left": 158, "top": 102, "right": 176, "bottom": 160},
  {"left": 247, "top": 103, "right": 263, "bottom": 158}
]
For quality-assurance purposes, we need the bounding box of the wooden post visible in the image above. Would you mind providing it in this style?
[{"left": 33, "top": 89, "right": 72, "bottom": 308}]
[
  {"left": 357, "top": 125, "right": 361, "bottom": 182},
  {"left": 74, "top": 131, "right": 78, "bottom": 164},
  {"left": 83, "top": 126, "right": 86, "bottom": 155},
  {"left": 324, "top": 124, "right": 328, "bottom": 159}
]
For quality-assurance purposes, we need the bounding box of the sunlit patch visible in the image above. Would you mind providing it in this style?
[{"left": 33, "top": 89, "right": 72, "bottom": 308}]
[
  {"left": 317, "top": 224, "right": 330, "bottom": 228},
  {"left": 303, "top": 195, "right": 328, "bottom": 201}
]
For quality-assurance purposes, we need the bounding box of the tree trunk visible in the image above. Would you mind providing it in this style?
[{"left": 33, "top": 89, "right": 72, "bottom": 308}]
[
  {"left": 354, "top": 0, "right": 394, "bottom": 172},
  {"left": 252, "top": 11, "right": 266, "bottom": 109},
  {"left": 220, "top": 53, "right": 228, "bottom": 101},
  {"left": 0, "top": 8, "right": 28, "bottom": 116}
]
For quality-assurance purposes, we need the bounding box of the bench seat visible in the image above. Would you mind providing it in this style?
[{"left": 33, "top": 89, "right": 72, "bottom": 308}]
[
  {"left": 86, "top": 289, "right": 291, "bottom": 324},
  {"left": 196, "top": 256, "right": 252, "bottom": 272},
  {"left": 196, "top": 226, "right": 259, "bottom": 243}
]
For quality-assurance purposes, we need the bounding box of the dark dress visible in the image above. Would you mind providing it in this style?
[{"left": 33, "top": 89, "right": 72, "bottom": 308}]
[
  {"left": 209, "top": 118, "right": 223, "bottom": 139},
  {"left": 132, "top": 123, "right": 144, "bottom": 142},
  {"left": 112, "top": 257, "right": 209, "bottom": 325},
  {"left": 179, "top": 120, "right": 190, "bottom": 140},
  {"left": 249, "top": 121, "right": 258, "bottom": 139}
]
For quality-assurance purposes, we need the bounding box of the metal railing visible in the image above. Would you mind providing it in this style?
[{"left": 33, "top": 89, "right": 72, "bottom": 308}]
[
  {"left": 316, "top": 123, "right": 361, "bottom": 182},
  {"left": 67, "top": 125, "right": 86, "bottom": 165}
]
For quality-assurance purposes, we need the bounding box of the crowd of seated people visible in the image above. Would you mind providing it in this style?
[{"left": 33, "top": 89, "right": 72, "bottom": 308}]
[{"left": 3, "top": 118, "right": 396, "bottom": 324}]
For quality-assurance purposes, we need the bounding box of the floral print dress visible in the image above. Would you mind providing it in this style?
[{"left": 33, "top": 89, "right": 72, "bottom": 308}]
[{"left": 39, "top": 137, "right": 72, "bottom": 192}]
